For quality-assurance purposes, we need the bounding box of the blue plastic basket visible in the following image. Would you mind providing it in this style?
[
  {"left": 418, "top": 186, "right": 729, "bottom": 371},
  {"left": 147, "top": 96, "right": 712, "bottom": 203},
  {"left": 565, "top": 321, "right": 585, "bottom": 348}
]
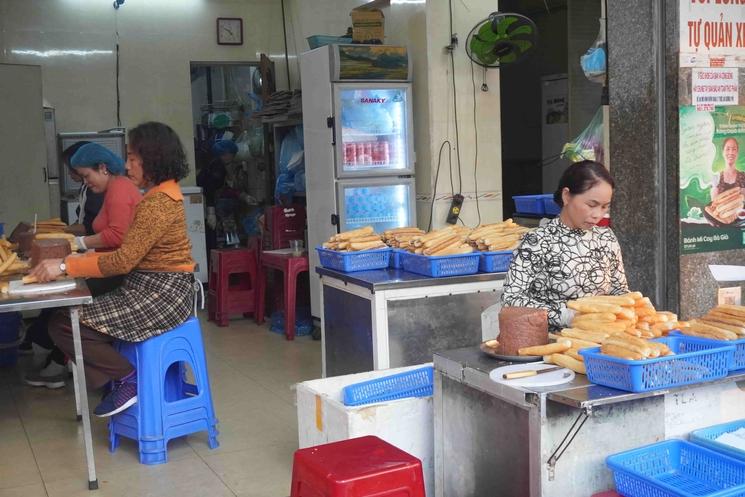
[
  {"left": 389, "top": 248, "right": 406, "bottom": 269},
  {"left": 669, "top": 331, "right": 745, "bottom": 372},
  {"left": 579, "top": 336, "right": 735, "bottom": 393},
  {"left": 400, "top": 251, "right": 480, "bottom": 277},
  {"left": 479, "top": 250, "right": 513, "bottom": 273},
  {"left": 542, "top": 196, "right": 561, "bottom": 216},
  {"left": 342, "top": 366, "right": 434, "bottom": 406},
  {"left": 513, "top": 194, "right": 548, "bottom": 215},
  {"left": 316, "top": 247, "right": 391, "bottom": 273},
  {"left": 607, "top": 440, "right": 745, "bottom": 497},
  {"left": 691, "top": 419, "right": 745, "bottom": 463},
  {"left": 307, "top": 35, "right": 352, "bottom": 49}
]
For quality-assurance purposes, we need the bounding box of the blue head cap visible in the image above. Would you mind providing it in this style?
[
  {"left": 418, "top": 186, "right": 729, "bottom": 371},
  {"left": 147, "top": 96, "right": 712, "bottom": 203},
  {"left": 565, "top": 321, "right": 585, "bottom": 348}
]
[
  {"left": 212, "top": 139, "right": 238, "bottom": 157},
  {"left": 70, "top": 143, "right": 125, "bottom": 175}
]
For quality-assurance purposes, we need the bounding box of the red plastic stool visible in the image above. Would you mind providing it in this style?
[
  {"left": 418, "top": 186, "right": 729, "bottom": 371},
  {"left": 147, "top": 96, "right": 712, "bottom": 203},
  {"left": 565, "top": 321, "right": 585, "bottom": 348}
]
[
  {"left": 290, "top": 436, "right": 425, "bottom": 497},
  {"left": 208, "top": 248, "right": 259, "bottom": 327},
  {"left": 256, "top": 251, "right": 309, "bottom": 340}
]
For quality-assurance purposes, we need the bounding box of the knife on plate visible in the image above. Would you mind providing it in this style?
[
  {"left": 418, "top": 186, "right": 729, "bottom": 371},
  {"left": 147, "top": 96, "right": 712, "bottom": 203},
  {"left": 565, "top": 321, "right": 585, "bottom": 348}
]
[{"left": 503, "top": 366, "right": 564, "bottom": 380}]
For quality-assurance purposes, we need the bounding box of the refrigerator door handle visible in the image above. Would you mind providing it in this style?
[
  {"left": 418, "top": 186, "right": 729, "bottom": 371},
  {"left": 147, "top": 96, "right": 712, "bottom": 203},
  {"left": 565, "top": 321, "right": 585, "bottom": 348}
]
[
  {"left": 330, "top": 213, "right": 340, "bottom": 234},
  {"left": 326, "top": 116, "right": 336, "bottom": 146}
]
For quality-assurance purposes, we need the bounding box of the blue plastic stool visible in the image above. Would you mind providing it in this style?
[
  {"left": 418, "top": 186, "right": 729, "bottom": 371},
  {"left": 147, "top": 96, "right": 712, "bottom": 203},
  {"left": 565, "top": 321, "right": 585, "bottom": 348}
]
[{"left": 109, "top": 317, "right": 219, "bottom": 464}]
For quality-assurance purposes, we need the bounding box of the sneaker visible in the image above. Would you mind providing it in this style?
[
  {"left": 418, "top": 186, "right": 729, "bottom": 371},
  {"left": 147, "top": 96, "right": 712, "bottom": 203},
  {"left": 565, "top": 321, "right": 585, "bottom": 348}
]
[
  {"left": 94, "top": 372, "right": 137, "bottom": 417},
  {"left": 24, "top": 361, "right": 68, "bottom": 389}
]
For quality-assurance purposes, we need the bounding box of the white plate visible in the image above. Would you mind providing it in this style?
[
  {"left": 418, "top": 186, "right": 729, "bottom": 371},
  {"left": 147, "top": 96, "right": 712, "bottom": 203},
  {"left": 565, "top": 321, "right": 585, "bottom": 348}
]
[{"left": 489, "top": 362, "right": 575, "bottom": 388}]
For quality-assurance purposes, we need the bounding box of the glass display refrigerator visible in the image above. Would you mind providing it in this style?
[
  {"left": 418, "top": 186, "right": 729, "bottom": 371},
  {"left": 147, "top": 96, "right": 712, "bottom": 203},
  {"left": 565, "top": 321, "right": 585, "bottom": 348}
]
[{"left": 300, "top": 44, "right": 416, "bottom": 318}]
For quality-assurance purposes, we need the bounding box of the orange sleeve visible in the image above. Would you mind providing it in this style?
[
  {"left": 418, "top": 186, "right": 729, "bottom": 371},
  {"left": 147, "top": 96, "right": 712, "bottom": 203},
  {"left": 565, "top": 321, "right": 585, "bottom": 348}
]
[
  {"left": 97, "top": 179, "right": 142, "bottom": 248},
  {"left": 65, "top": 253, "right": 105, "bottom": 278}
]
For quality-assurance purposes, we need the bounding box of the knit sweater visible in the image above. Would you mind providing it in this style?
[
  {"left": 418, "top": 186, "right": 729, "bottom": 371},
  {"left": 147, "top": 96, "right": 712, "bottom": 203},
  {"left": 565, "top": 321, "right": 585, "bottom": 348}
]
[{"left": 66, "top": 180, "right": 195, "bottom": 278}]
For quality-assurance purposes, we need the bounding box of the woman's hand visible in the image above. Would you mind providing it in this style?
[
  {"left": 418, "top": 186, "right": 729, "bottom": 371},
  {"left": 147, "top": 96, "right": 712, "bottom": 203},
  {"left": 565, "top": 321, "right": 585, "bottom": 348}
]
[{"left": 30, "top": 258, "right": 64, "bottom": 283}]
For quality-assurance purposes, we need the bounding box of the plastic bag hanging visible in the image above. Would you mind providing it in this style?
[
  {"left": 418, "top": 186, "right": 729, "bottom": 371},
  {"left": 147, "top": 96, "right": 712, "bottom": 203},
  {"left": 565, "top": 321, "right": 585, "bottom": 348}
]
[
  {"left": 562, "top": 107, "right": 604, "bottom": 164},
  {"left": 580, "top": 18, "right": 607, "bottom": 84}
]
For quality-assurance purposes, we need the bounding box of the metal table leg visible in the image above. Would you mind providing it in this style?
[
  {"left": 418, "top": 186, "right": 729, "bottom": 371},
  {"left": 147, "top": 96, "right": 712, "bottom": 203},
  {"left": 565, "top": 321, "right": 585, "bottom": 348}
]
[
  {"left": 69, "top": 307, "right": 98, "bottom": 490},
  {"left": 71, "top": 361, "right": 82, "bottom": 420}
]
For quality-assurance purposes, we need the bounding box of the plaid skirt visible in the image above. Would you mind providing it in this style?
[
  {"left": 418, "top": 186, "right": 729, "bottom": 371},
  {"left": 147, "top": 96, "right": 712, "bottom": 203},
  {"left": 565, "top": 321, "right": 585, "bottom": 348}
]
[{"left": 80, "top": 271, "right": 194, "bottom": 342}]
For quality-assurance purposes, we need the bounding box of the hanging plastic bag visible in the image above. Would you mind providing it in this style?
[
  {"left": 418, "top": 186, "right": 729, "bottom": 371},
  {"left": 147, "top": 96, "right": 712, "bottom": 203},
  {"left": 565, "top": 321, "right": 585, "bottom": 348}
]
[
  {"left": 580, "top": 18, "right": 606, "bottom": 84},
  {"left": 562, "top": 107, "right": 604, "bottom": 164}
]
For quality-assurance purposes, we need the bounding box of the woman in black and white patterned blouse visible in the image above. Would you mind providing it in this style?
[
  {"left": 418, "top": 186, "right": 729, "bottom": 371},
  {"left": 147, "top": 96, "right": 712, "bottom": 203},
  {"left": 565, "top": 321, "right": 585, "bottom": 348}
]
[{"left": 501, "top": 161, "right": 629, "bottom": 330}]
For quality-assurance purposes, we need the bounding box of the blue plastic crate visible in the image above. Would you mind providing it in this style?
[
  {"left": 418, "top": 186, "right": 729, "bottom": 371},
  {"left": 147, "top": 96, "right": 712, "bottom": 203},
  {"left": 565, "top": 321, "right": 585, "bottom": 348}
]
[
  {"left": 389, "top": 248, "right": 406, "bottom": 269},
  {"left": 542, "top": 195, "right": 561, "bottom": 216},
  {"left": 479, "top": 250, "right": 513, "bottom": 273},
  {"left": 307, "top": 35, "right": 352, "bottom": 49},
  {"left": 400, "top": 251, "right": 480, "bottom": 278},
  {"left": 342, "top": 366, "right": 434, "bottom": 406},
  {"left": 579, "top": 336, "right": 735, "bottom": 393},
  {"left": 316, "top": 247, "right": 391, "bottom": 273},
  {"left": 669, "top": 331, "right": 745, "bottom": 372},
  {"left": 691, "top": 419, "right": 745, "bottom": 463},
  {"left": 513, "top": 194, "right": 548, "bottom": 215},
  {"left": 607, "top": 440, "right": 745, "bottom": 497}
]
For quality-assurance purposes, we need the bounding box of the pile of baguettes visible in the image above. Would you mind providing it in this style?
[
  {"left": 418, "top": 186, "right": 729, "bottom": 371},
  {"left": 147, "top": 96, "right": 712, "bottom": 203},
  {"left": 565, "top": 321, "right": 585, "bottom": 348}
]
[
  {"left": 321, "top": 226, "right": 387, "bottom": 251},
  {"left": 32, "top": 217, "right": 70, "bottom": 234},
  {"left": 705, "top": 187, "right": 745, "bottom": 225},
  {"left": 680, "top": 304, "right": 745, "bottom": 340},
  {"left": 321, "top": 220, "right": 532, "bottom": 256},
  {"left": 0, "top": 237, "right": 28, "bottom": 278},
  {"left": 516, "top": 292, "right": 686, "bottom": 374},
  {"left": 466, "top": 220, "right": 531, "bottom": 252}
]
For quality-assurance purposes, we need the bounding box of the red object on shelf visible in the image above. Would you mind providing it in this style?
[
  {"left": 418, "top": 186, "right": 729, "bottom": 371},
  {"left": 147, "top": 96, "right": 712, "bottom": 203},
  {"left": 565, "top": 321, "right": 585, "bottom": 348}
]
[
  {"left": 207, "top": 248, "right": 259, "bottom": 327},
  {"left": 591, "top": 492, "right": 620, "bottom": 497},
  {"left": 290, "top": 436, "right": 425, "bottom": 497},
  {"left": 265, "top": 204, "right": 306, "bottom": 250},
  {"left": 257, "top": 251, "right": 309, "bottom": 340}
]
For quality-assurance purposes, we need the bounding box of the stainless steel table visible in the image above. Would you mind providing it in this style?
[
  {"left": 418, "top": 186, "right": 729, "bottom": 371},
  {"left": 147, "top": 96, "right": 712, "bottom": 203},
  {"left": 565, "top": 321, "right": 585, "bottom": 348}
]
[
  {"left": 317, "top": 268, "right": 505, "bottom": 377},
  {"left": 0, "top": 280, "right": 97, "bottom": 490},
  {"left": 434, "top": 346, "right": 745, "bottom": 497}
]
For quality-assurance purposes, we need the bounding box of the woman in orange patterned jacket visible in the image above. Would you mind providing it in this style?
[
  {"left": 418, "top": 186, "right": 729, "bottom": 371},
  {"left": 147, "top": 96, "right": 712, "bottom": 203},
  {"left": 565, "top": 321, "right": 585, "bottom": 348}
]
[{"left": 31, "top": 122, "right": 195, "bottom": 417}]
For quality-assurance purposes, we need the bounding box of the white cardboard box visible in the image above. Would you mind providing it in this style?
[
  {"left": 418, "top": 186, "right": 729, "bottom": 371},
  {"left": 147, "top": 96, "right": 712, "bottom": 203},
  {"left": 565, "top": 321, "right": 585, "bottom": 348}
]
[{"left": 297, "top": 364, "right": 433, "bottom": 496}]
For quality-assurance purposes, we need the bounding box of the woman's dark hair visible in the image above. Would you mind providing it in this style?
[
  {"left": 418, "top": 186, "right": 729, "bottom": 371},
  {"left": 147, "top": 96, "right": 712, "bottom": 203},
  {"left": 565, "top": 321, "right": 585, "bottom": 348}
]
[
  {"left": 553, "top": 160, "right": 614, "bottom": 207},
  {"left": 128, "top": 122, "right": 189, "bottom": 185}
]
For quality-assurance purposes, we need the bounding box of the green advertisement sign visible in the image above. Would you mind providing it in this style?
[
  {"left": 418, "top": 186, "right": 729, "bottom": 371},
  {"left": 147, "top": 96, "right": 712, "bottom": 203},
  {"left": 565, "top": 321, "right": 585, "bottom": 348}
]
[{"left": 680, "top": 105, "right": 745, "bottom": 254}]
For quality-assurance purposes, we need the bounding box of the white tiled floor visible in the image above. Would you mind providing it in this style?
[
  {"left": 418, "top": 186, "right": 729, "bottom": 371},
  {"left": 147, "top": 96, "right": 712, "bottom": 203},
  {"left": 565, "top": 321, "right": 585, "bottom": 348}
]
[{"left": 0, "top": 313, "right": 322, "bottom": 497}]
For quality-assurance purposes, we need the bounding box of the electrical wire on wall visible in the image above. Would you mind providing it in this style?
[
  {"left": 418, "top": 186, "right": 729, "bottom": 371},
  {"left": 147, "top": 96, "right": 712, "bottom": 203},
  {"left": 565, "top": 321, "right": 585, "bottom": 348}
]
[
  {"left": 429, "top": 140, "right": 453, "bottom": 231},
  {"left": 470, "top": 59, "right": 481, "bottom": 226},
  {"left": 280, "top": 0, "right": 291, "bottom": 90},
  {"left": 448, "top": 0, "right": 463, "bottom": 195},
  {"left": 114, "top": 6, "right": 121, "bottom": 127}
]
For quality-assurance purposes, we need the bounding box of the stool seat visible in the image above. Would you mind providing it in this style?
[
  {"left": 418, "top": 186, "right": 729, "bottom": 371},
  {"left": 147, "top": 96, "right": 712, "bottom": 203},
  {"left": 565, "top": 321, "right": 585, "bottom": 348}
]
[
  {"left": 109, "top": 317, "right": 219, "bottom": 464},
  {"left": 290, "top": 436, "right": 425, "bottom": 497},
  {"left": 208, "top": 248, "right": 259, "bottom": 327},
  {"left": 257, "top": 251, "right": 309, "bottom": 340}
]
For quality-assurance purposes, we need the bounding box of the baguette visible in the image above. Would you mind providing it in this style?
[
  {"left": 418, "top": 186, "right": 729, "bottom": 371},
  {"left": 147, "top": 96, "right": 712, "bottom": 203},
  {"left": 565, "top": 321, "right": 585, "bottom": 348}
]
[
  {"left": 349, "top": 240, "right": 386, "bottom": 251},
  {"left": 564, "top": 348, "right": 584, "bottom": 362},
  {"left": 567, "top": 301, "right": 623, "bottom": 314},
  {"left": 571, "top": 312, "right": 617, "bottom": 323},
  {"left": 549, "top": 353, "right": 586, "bottom": 374},
  {"left": 621, "top": 291, "right": 644, "bottom": 301},
  {"left": 560, "top": 328, "right": 609, "bottom": 343},
  {"left": 715, "top": 186, "right": 742, "bottom": 203},
  {"left": 576, "top": 295, "right": 636, "bottom": 306},
  {"left": 424, "top": 235, "right": 461, "bottom": 254},
  {"left": 715, "top": 304, "right": 745, "bottom": 319},
  {"left": 572, "top": 320, "right": 630, "bottom": 334},
  {"left": 336, "top": 226, "right": 374, "bottom": 241},
  {"left": 604, "top": 337, "right": 653, "bottom": 358},
  {"left": 690, "top": 320, "right": 739, "bottom": 340},
  {"left": 704, "top": 312, "right": 745, "bottom": 327},
  {"left": 601, "top": 343, "right": 644, "bottom": 360},
  {"left": 0, "top": 252, "right": 18, "bottom": 274},
  {"left": 430, "top": 244, "right": 473, "bottom": 256},
  {"left": 349, "top": 235, "right": 383, "bottom": 243},
  {"left": 34, "top": 233, "right": 75, "bottom": 240},
  {"left": 518, "top": 342, "right": 570, "bottom": 356},
  {"left": 699, "top": 319, "right": 745, "bottom": 336}
]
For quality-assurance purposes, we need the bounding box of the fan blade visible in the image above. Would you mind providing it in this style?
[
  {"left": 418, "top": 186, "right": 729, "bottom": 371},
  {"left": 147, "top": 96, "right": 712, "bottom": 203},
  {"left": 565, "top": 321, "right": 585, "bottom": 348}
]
[
  {"left": 511, "top": 39, "right": 533, "bottom": 52},
  {"left": 508, "top": 25, "right": 535, "bottom": 36},
  {"left": 477, "top": 22, "right": 498, "bottom": 42},
  {"left": 493, "top": 16, "right": 519, "bottom": 36}
]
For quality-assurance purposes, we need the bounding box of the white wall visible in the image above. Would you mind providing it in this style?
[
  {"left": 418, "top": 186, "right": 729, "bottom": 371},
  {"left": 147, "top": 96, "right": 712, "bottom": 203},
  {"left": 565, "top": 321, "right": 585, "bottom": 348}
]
[
  {"left": 421, "top": 0, "right": 503, "bottom": 229},
  {"left": 0, "top": 0, "right": 289, "bottom": 185}
]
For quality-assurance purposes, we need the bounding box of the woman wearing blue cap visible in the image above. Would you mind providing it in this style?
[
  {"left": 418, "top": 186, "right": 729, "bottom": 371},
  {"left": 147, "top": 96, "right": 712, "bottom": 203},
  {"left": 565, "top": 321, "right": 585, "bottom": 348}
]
[{"left": 24, "top": 143, "right": 142, "bottom": 389}]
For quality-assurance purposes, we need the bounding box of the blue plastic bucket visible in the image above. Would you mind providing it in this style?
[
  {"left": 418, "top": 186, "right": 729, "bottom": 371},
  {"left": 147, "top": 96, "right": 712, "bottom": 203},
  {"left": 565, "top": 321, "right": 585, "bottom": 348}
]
[{"left": 0, "top": 312, "right": 22, "bottom": 367}]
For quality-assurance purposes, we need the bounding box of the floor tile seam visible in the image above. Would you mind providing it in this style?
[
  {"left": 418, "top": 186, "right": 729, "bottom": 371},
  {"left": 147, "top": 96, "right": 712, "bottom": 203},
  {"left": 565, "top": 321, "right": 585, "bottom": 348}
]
[{"left": 8, "top": 384, "right": 51, "bottom": 496}]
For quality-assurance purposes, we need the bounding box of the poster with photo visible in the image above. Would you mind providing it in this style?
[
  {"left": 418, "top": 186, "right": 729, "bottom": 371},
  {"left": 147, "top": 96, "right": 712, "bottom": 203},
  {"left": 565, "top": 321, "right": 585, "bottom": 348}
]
[{"left": 680, "top": 105, "right": 745, "bottom": 254}]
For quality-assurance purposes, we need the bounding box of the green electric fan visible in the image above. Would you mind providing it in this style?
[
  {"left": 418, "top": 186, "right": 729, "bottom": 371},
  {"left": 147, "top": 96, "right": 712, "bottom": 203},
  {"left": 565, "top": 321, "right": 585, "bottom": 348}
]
[{"left": 466, "top": 12, "right": 538, "bottom": 90}]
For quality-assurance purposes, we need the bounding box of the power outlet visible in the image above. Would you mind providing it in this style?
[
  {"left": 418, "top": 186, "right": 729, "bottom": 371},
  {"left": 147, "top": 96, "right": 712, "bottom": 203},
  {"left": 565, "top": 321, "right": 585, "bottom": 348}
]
[{"left": 446, "top": 194, "right": 464, "bottom": 225}]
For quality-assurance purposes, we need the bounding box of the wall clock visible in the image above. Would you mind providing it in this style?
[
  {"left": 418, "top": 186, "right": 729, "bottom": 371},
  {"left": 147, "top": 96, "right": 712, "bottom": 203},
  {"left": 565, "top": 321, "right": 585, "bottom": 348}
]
[{"left": 217, "top": 18, "right": 243, "bottom": 45}]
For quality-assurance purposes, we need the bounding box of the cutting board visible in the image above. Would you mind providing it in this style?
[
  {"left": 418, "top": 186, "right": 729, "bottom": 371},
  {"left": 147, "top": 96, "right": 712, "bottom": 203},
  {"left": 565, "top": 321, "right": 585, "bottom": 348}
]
[
  {"left": 8, "top": 279, "right": 77, "bottom": 296},
  {"left": 489, "top": 362, "right": 575, "bottom": 388}
]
